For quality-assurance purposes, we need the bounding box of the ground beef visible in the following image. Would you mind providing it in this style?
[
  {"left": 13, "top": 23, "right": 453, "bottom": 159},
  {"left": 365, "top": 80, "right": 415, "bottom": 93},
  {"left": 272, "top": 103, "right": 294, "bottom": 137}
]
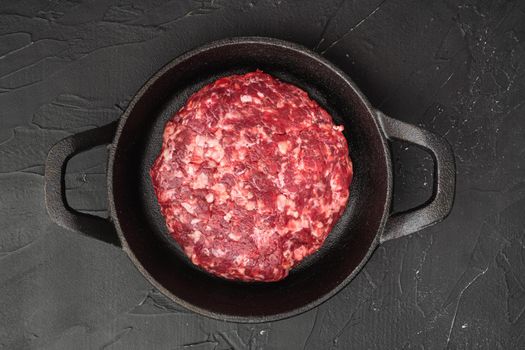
[{"left": 150, "top": 71, "right": 353, "bottom": 282}]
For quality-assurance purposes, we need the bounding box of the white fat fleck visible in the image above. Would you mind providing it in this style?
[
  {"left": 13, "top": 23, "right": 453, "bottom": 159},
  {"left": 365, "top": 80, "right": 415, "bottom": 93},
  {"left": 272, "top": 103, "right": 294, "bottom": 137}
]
[
  {"left": 245, "top": 201, "right": 256, "bottom": 210},
  {"left": 192, "top": 172, "right": 209, "bottom": 189},
  {"left": 246, "top": 192, "right": 254, "bottom": 199},
  {"left": 212, "top": 183, "right": 230, "bottom": 203},
  {"left": 164, "top": 125, "right": 175, "bottom": 135},
  {"left": 314, "top": 183, "right": 325, "bottom": 191},
  {"left": 224, "top": 212, "right": 233, "bottom": 222},
  {"left": 234, "top": 254, "right": 250, "bottom": 266},
  {"left": 256, "top": 126, "right": 271, "bottom": 141},
  {"left": 159, "top": 189, "right": 177, "bottom": 202},
  {"left": 187, "top": 164, "right": 197, "bottom": 176},
  {"left": 287, "top": 219, "right": 301, "bottom": 231},
  {"left": 330, "top": 176, "right": 342, "bottom": 192},
  {"left": 224, "top": 112, "right": 239, "bottom": 120},
  {"left": 162, "top": 149, "right": 172, "bottom": 161},
  {"left": 278, "top": 172, "right": 285, "bottom": 188},
  {"left": 293, "top": 246, "right": 308, "bottom": 260},
  {"left": 288, "top": 210, "right": 299, "bottom": 218},
  {"left": 237, "top": 149, "right": 246, "bottom": 160},
  {"left": 333, "top": 125, "right": 344, "bottom": 131},
  {"left": 278, "top": 141, "right": 289, "bottom": 154},
  {"left": 189, "top": 230, "right": 202, "bottom": 242},
  {"left": 205, "top": 145, "right": 224, "bottom": 162},
  {"left": 212, "top": 183, "right": 227, "bottom": 193},
  {"left": 235, "top": 167, "right": 247, "bottom": 176},
  {"left": 240, "top": 95, "right": 252, "bottom": 103},
  {"left": 207, "top": 138, "right": 220, "bottom": 147},
  {"left": 276, "top": 194, "right": 287, "bottom": 211},
  {"left": 276, "top": 227, "right": 290, "bottom": 237},
  {"left": 251, "top": 227, "right": 270, "bottom": 249},
  {"left": 228, "top": 232, "right": 241, "bottom": 241},
  {"left": 205, "top": 193, "right": 214, "bottom": 203},
  {"left": 312, "top": 228, "right": 322, "bottom": 238},
  {"left": 231, "top": 184, "right": 250, "bottom": 206},
  {"left": 238, "top": 131, "right": 257, "bottom": 148},
  {"left": 180, "top": 202, "right": 195, "bottom": 214},
  {"left": 195, "top": 134, "right": 206, "bottom": 147},
  {"left": 191, "top": 218, "right": 201, "bottom": 225},
  {"left": 257, "top": 92, "right": 264, "bottom": 98},
  {"left": 257, "top": 199, "right": 266, "bottom": 210},
  {"left": 212, "top": 248, "right": 226, "bottom": 257},
  {"left": 185, "top": 246, "right": 194, "bottom": 256},
  {"left": 190, "top": 254, "right": 199, "bottom": 264},
  {"left": 287, "top": 217, "right": 310, "bottom": 233},
  {"left": 277, "top": 163, "right": 287, "bottom": 188}
]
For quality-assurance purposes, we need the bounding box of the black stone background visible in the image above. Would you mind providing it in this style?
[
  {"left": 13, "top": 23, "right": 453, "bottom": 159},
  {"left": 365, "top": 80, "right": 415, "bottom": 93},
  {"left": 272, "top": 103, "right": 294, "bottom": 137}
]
[{"left": 1, "top": 0, "right": 524, "bottom": 349}]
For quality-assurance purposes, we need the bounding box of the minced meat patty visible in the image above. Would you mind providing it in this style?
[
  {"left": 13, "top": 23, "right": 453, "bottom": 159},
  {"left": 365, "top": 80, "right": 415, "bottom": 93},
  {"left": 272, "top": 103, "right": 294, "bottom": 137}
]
[{"left": 150, "top": 71, "right": 353, "bottom": 282}]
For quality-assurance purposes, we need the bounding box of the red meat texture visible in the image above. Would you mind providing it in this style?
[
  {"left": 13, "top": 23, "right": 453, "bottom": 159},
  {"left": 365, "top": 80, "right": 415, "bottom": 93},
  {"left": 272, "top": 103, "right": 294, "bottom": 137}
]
[{"left": 150, "top": 71, "right": 353, "bottom": 282}]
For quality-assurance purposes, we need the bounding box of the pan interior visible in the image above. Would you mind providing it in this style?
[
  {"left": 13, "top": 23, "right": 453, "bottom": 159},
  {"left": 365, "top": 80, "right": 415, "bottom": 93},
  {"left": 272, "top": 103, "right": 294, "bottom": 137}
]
[{"left": 111, "top": 39, "right": 390, "bottom": 320}]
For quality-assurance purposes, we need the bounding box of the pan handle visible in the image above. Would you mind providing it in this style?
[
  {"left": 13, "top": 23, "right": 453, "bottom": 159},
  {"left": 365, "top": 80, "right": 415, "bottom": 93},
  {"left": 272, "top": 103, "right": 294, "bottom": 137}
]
[
  {"left": 377, "top": 111, "right": 456, "bottom": 243},
  {"left": 44, "top": 122, "right": 121, "bottom": 246}
]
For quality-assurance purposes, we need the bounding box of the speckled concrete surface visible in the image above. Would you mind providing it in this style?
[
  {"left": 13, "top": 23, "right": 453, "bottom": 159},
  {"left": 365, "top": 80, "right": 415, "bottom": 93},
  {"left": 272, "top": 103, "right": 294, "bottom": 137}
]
[{"left": 0, "top": 0, "right": 524, "bottom": 349}]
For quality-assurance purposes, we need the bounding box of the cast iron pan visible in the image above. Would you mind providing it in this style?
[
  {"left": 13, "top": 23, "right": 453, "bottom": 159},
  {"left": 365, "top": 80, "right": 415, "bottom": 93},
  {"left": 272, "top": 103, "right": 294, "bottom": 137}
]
[{"left": 44, "top": 37, "right": 456, "bottom": 323}]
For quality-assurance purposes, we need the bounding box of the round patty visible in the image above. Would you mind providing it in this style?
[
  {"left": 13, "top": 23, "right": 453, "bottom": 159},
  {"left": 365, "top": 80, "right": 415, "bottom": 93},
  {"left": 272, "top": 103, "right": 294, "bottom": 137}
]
[{"left": 150, "top": 71, "right": 353, "bottom": 282}]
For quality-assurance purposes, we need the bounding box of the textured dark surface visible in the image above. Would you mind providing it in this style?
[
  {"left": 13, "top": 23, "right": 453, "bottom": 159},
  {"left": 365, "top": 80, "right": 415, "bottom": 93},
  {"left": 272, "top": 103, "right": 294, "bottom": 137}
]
[{"left": 0, "top": 0, "right": 524, "bottom": 349}]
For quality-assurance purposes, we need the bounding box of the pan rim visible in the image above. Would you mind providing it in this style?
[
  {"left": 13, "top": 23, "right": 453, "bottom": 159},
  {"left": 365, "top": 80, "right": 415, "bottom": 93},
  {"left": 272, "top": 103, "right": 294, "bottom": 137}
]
[{"left": 107, "top": 36, "right": 392, "bottom": 323}]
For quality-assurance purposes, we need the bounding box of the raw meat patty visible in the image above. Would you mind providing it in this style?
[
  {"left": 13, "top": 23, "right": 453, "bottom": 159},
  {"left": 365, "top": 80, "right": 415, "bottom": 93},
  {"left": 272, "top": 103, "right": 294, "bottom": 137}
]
[{"left": 150, "top": 71, "right": 353, "bottom": 282}]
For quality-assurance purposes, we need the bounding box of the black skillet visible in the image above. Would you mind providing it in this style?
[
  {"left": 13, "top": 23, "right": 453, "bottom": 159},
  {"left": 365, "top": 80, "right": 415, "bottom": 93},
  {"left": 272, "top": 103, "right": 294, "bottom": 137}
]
[{"left": 44, "top": 37, "right": 455, "bottom": 323}]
